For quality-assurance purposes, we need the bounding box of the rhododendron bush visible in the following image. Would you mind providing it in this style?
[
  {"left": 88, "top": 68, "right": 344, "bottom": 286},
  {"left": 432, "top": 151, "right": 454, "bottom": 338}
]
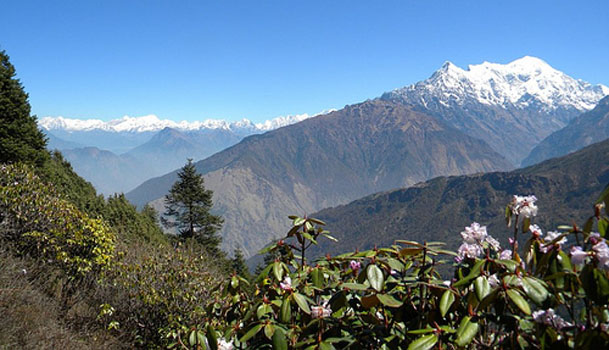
[{"left": 164, "top": 186, "right": 609, "bottom": 349}]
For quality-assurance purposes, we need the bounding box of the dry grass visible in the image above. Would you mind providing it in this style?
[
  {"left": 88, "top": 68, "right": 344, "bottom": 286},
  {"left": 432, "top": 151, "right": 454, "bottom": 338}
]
[{"left": 0, "top": 250, "right": 123, "bottom": 350}]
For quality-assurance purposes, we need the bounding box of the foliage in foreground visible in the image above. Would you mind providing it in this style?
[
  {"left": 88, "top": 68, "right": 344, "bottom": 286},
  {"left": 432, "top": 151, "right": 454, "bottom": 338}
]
[{"left": 170, "top": 186, "right": 609, "bottom": 349}]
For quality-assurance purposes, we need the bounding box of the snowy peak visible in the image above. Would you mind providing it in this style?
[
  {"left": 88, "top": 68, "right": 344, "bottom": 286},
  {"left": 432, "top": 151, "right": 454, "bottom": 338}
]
[
  {"left": 385, "top": 56, "right": 609, "bottom": 112},
  {"left": 39, "top": 113, "right": 313, "bottom": 134}
]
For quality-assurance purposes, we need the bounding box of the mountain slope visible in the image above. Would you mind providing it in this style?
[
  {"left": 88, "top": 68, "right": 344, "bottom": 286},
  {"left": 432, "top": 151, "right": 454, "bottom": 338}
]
[
  {"left": 310, "top": 138, "right": 609, "bottom": 258},
  {"left": 128, "top": 100, "right": 512, "bottom": 257},
  {"left": 522, "top": 95, "right": 609, "bottom": 166},
  {"left": 381, "top": 56, "right": 609, "bottom": 164},
  {"left": 125, "top": 127, "right": 242, "bottom": 175}
]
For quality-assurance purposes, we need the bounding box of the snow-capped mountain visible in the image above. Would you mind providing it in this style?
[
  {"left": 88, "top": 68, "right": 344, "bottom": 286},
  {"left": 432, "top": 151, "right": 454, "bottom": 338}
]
[
  {"left": 381, "top": 56, "right": 609, "bottom": 165},
  {"left": 386, "top": 56, "right": 608, "bottom": 112},
  {"left": 39, "top": 113, "right": 311, "bottom": 134}
]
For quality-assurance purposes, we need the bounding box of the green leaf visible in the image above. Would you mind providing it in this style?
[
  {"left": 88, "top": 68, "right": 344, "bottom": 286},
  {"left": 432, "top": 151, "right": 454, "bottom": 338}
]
[
  {"left": 264, "top": 323, "right": 275, "bottom": 340},
  {"left": 599, "top": 218, "right": 609, "bottom": 238},
  {"left": 440, "top": 289, "right": 455, "bottom": 317},
  {"left": 272, "top": 328, "right": 288, "bottom": 350},
  {"left": 377, "top": 294, "right": 403, "bottom": 308},
  {"left": 522, "top": 217, "right": 531, "bottom": 233},
  {"left": 319, "top": 342, "right": 336, "bottom": 350},
  {"left": 292, "top": 293, "right": 311, "bottom": 314},
  {"left": 240, "top": 324, "right": 263, "bottom": 343},
  {"left": 367, "top": 264, "right": 385, "bottom": 292},
  {"left": 207, "top": 324, "right": 218, "bottom": 350},
  {"left": 453, "top": 259, "right": 485, "bottom": 288},
  {"left": 273, "top": 261, "right": 284, "bottom": 281},
  {"left": 474, "top": 276, "right": 491, "bottom": 301},
  {"left": 361, "top": 294, "right": 380, "bottom": 309},
  {"left": 341, "top": 282, "right": 368, "bottom": 291},
  {"left": 407, "top": 334, "right": 438, "bottom": 350},
  {"left": 280, "top": 298, "right": 291, "bottom": 323},
  {"left": 522, "top": 277, "right": 548, "bottom": 305},
  {"left": 293, "top": 217, "right": 305, "bottom": 226},
  {"left": 257, "top": 303, "right": 272, "bottom": 319},
  {"left": 189, "top": 330, "right": 197, "bottom": 346},
  {"left": 506, "top": 289, "right": 531, "bottom": 315},
  {"left": 455, "top": 316, "right": 479, "bottom": 347},
  {"left": 312, "top": 268, "right": 324, "bottom": 288}
]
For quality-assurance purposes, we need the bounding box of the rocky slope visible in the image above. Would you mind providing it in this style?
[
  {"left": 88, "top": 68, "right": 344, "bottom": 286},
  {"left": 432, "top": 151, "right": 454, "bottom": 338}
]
[
  {"left": 128, "top": 100, "right": 512, "bottom": 257},
  {"left": 309, "top": 137, "right": 609, "bottom": 258},
  {"left": 522, "top": 95, "right": 609, "bottom": 166}
]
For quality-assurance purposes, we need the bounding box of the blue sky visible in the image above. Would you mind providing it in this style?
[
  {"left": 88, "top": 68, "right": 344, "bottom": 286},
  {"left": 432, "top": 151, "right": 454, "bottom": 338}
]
[{"left": 2, "top": 0, "right": 608, "bottom": 123}]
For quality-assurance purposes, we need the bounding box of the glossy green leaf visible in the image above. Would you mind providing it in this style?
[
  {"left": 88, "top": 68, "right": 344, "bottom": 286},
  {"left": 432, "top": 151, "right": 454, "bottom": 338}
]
[
  {"left": 453, "top": 259, "right": 485, "bottom": 288},
  {"left": 272, "top": 329, "right": 288, "bottom": 350},
  {"left": 341, "top": 282, "right": 368, "bottom": 291},
  {"left": 506, "top": 289, "right": 531, "bottom": 315},
  {"left": 440, "top": 289, "right": 455, "bottom": 317},
  {"left": 292, "top": 293, "right": 311, "bottom": 314},
  {"left": 240, "top": 324, "right": 263, "bottom": 343},
  {"left": 312, "top": 268, "right": 324, "bottom": 288},
  {"left": 264, "top": 323, "right": 275, "bottom": 340},
  {"left": 522, "top": 277, "right": 548, "bottom": 304},
  {"left": 474, "top": 276, "right": 491, "bottom": 301},
  {"left": 280, "top": 298, "right": 291, "bottom": 323},
  {"left": 377, "top": 294, "right": 403, "bottom": 308},
  {"left": 407, "top": 334, "right": 438, "bottom": 350},
  {"left": 455, "top": 316, "right": 479, "bottom": 347},
  {"left": 367, "top": 264, "right": 385, "bottom": 292}
]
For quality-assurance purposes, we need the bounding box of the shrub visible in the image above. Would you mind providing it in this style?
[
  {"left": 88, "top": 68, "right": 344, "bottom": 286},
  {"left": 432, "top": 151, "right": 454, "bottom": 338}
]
[{"left": 175, "top": 186, "right": 609, "bottom": 349}]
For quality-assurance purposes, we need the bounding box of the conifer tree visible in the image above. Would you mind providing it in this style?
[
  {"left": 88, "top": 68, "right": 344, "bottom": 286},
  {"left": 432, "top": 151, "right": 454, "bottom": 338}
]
[
  {"left": 0, "top": 50, "right": 48, "bottom": 166},
  {"left": 231, "top": 248, "right": 251, "bottom": 280},
  {"left": 163, "top": 159, "right": 223, "bottom": 254}
]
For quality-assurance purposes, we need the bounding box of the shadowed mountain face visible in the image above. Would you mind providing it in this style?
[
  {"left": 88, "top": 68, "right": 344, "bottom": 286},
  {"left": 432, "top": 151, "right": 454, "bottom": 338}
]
[
  {"left": 128, "top": 100, "right": 512, "bottom": 257},
  {"left": 522, "top": 95, "right": 609, "bottom": 167},
  {"left": 309, "top": 138, "right": 609, "bottom": 259}
]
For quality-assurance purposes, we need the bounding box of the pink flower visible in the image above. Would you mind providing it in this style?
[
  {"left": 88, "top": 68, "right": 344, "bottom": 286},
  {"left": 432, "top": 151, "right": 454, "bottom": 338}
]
[
  {"left": 499, "top": 249, "right": 512, "bottom": 260},
  {"left": 593, "top": 241, "right": 609, "bottom": 270},
  {"left": 511, "top": 195, "right": 538, "bottom": 218},
  {"left": 457, "top": 242, "right": 483, "bottom": 260},
  {"left": 218, "top": 338, "right": 234, "bottom": 350},
  {"left": 570, "top": 246, "right": 587, "bottom": 266},
  {"left": 280, "top": 276, "right": 292, "bottom": 291},
  {"left": 532, "top": 309, "right": 572, "bottom": 329},
  {"left": 540, "top": 231, "right": 567, "bottom": 253},
  {"left": 311, "top": 301, "right": 331, "bottom": 318},
  {"left": 529, "top": 224, "right": 543, "bottom": 238},
  {"left": 349, "top": 260, "right": 361, "bottom": 272}
]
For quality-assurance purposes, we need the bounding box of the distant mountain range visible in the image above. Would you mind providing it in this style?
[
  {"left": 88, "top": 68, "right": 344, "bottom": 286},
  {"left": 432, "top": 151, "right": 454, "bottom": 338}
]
[
  {"left": 381, "top": 56, "right": 608, "bottom": 165},
  {"left": 39, "top": 113, "right": 313, "bottom": 194},
  {"left": 522, "top": 95, "right": 609, "bottom": 166},
  {"left": 128, "top": 100, "right": 512, "bottom": 257},
  {"left": 309, "top": 137, "right": 609, "bottom": 259}
]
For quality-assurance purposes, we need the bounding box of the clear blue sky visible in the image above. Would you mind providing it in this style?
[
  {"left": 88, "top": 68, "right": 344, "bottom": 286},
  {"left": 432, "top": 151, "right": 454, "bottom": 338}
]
[{"left": 2, "top": 0, "right": 608, "bottom": 123}]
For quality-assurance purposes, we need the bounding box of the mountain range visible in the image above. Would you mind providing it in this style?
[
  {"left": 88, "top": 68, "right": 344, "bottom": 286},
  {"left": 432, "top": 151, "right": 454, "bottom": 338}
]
[
  {"left": 309, "top": 136, "right": 609, "bottom": 259},
  {"left": 128, "top": 99, "right": 512, "bottom": 257},
  {"left": 381, "top": 56, "right": 609, "bottom": 165},
  {"left": 40, "top": 113, "right": 312, "bottom": 194}
]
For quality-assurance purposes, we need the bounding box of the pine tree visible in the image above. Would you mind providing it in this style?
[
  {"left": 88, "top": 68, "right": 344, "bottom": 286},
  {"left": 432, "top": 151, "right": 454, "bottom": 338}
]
[
  {"left": 0, "top": 50, "right": 48, "bottom": 166},
  {"left": 163, "top": 159, "right": 223, "bottom": 254},
  {"left": 231, "top": 248, "right": 251, "bottom": 280}
]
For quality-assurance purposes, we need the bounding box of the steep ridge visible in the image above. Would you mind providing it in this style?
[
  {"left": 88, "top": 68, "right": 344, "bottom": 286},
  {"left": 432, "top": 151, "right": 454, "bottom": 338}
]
[
  {"left": 310, "top": 138, "right": 609, "bottom": 258},
  {"left": 381, "top": 56, "right": 609, "bottom": 164},
  {"left": 128, "top": 100, "right": 512, "bottom": 257},
  {"left": 522, "top": 95, "right": 609, "bottom": 166}
]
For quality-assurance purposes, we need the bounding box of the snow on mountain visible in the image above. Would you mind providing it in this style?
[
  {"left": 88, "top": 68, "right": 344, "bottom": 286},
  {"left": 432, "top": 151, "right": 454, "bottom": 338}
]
[
  {"left": 39, "top": 113, "right": 313, "bottom": 134},
  {"left": 385, "top": 56, "right": 609, "bottom": 112}
]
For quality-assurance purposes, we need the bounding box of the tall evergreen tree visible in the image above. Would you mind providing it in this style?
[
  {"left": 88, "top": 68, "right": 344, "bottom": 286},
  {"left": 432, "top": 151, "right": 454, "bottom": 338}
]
[
  {"left": 163, "top": 159, "right": 223, "bottom": 254},
  {"left": 231, "top": 248, "right": 251, "bottom": 280},
  {"left": 0, "top": 50, "right": 48, "bottom": 166}
]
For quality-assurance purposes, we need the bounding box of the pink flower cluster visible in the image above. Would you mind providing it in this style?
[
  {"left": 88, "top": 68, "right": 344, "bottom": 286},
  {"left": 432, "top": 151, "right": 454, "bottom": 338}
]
[
  {"left": 511, "top": 195, "right": 538, "bottom": 218},
  {"left": 532, "top": 308, "right": 572, "bottom": 329},
  {"left": 456, "top": 222, "right": 501, "bottom": 261},
  {"left": 311, "top": 301, "right": 332, "bottom": 318}
]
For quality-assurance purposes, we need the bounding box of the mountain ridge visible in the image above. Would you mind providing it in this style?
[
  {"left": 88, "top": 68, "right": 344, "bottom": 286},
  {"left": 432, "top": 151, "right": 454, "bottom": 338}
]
[{"left": 128, "top": 99, "right": 512, "bottom": 257}]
